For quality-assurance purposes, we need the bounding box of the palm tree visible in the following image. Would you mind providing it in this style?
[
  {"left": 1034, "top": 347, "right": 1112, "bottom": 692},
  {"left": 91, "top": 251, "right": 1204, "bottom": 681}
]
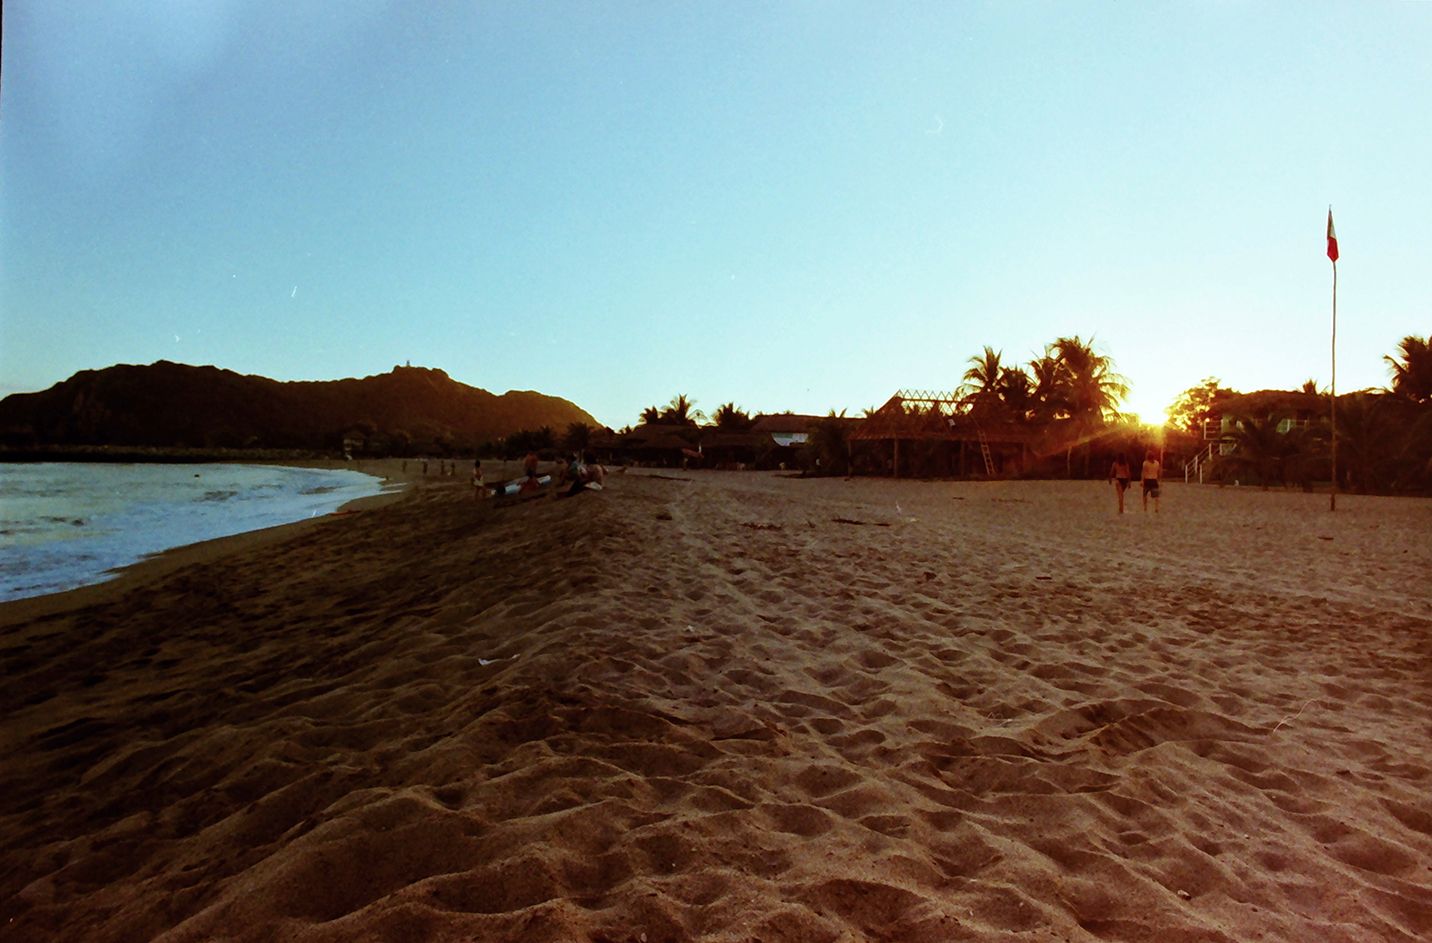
[
  {"left": 640, "top": 405, "right": 661, "bottom": 424},
  {"left": 1393, "top": 406, "right": 1432, "bottom": 492},
  {"left": 1224, "top": 413, "right": 1304, "bottom": 489},
  {"left": 504, "top": 426, "right": 556, "bottom": 458},
  {"left": 808, "top": 410, "right": 850, "bottom": 475},
  {"left": 1336, "top": 393, "right": 1411, "bottom": 494},
  {"left": 1050, "top": 336, "right": 1129, "bottom": 476},
  {"left": 996, "top": 366, "right": 1034, "bottom": 422},
  {"left": 660, "top": 394, "right": 703, "bottom": 426},
  {"left": 563, "top": 422, "right": 594, "bottom": 452},
  {"left": 1385, "top": 335, "right": 1432, "bottom": 403},
  {"left": 962, "top": 346, "right": 1004, "bottom": 416},
  {"left": 1052, "top": 335, "right": 1128, "bottom": 424},
  {"left": 1028, "top": 351, "right": 1068, "bottom": 424},
  {"left": 711, "top": 402, "right": 754, "bottom": 430}
]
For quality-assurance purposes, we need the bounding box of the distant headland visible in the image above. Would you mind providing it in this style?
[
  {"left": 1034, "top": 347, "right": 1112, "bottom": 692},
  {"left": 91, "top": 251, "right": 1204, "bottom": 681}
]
[{"left": 0, "top": 361, "right": 597, "bottom": 459}]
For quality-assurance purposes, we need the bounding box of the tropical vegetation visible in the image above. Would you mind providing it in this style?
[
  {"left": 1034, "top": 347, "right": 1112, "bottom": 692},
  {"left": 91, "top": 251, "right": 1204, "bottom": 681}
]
[
  {"left": 1385, "top": 335, "right": 1432, "bottom": 403},
  {"left": 1168, "top": 377, "right": 1238, "bottom": 436},
  {"left": 1190, "top": 333, "right": 1432, "bottom": 494},
  {"left": 608, "top": 333, "right": 1430, "bottom": 493},
  {"left": 710, "top": 402, "right": 754, "bottom": 430}
]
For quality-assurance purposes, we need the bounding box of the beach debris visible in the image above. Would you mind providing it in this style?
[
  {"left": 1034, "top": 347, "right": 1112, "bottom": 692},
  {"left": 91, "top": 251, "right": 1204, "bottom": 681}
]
[
  {"left": 656, "top": 510, "right": 673, "bottom": 521},
  {"left": 742, "top": 522, "right": 782, "bottom": 530},
  {"left": 833, "top": 517, "right": 890, "bottom": 527},
  {"left": 1270, "top": 698, "right": 1316, "bottom": 732},
  {"left": 478, "top": 654, "right": 518, "bottom": 666},
  {"left": 1177, "top": 889, "right": 1191, "bottom": 900}
]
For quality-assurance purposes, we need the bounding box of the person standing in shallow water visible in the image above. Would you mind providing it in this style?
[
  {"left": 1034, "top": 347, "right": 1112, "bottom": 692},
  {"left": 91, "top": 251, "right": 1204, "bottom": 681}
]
[
  {"left": 1109, "top": 453, "right": 1132, "bottom": 514},
  {"left": 1141, "top": 450, "right": 1162, "bottom": 513}
]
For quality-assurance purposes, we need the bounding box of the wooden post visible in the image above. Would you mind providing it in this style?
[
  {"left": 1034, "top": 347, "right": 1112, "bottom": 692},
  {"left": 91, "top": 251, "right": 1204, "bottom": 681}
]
[
  {"left": 1330, "top": 257, "right": 1339, "bottom": 511},
  {"left": 1327, "top": 206, "right": 1340, "bottom": 512}
]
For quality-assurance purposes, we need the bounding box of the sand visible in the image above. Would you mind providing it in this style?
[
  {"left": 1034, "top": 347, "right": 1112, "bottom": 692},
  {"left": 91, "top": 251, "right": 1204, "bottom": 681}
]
[{"left": 2, "top": 468, "right": 1430, "bottom": 942}]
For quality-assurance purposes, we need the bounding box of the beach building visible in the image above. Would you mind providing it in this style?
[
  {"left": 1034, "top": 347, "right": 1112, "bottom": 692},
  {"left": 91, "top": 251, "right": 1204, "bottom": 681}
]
[
  {"left": 1214, "top": 390, "right": 1326, "bottom": 436},
  {"left": 590, "top": 423, "right": 698, "bottom": 467},
  {"left": 697, "top": 430, "right": 764, "bottom": 469},
  {"left": 590, "top": 414, "right": 861, "bottom": 470},
  {"left": 850, "top": 390, "right": 1034, "bottom": 478},
  {"left": 1198, "top": 389, "right": 1327, "bottom": 457},
  {"left": 749, "top": 413, "right": 849, "bottom": 470},
  {"left": 1182, "top": 388, "right": 1335, "bottom": 484}
]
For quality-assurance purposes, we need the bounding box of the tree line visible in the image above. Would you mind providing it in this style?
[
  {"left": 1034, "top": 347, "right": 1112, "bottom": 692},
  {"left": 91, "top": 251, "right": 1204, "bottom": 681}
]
[
  {"left": 492, "top": 333, "right": 1430, "bottom": 493},
  {"left": 1167, "top": 335, "right": 1431, "bottom": 494}
]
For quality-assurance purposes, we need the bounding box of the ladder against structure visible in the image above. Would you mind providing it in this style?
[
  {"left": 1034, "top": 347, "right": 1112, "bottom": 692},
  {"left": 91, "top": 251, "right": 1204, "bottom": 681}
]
[{"left": 977, "top": 427, "right": 995, "bottom": 477}]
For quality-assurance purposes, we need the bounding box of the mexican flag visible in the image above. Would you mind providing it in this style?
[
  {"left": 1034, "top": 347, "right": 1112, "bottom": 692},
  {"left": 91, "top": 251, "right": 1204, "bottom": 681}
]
[{"left": 1327, "top": 210, "right": 1339, "bottom": 263}]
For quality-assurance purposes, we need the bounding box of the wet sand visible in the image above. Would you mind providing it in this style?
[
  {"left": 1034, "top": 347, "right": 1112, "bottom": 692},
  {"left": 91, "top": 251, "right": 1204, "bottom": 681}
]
[{"left": 2, "top": 470, "right": 1430, "bottom": 941}]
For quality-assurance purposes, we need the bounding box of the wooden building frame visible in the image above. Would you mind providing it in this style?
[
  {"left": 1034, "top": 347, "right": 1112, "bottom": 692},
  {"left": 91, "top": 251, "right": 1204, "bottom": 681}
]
[{"left": 849, "top": 390, "right": 1034, "bottom": 478}]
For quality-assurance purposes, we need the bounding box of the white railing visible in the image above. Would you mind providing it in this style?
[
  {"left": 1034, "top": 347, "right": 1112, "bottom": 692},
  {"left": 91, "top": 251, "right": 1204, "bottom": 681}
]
[{"left": 1184, "top": 442, "right": 1217, "bottom": 484}]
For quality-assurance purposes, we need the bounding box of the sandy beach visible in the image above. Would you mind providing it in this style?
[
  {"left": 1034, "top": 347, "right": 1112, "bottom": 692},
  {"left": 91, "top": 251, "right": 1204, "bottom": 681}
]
[{"left": 2, "top": 468, "right": 1430, "bottom": 942}]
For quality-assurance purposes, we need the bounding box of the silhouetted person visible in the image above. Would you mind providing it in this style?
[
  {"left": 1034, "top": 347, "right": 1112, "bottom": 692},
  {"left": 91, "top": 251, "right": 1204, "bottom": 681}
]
[
  {"left": 1109, "top": 453, "right": 1131, "bottom": 514},
  {"left": 1141, "top": 450, "right": 1161, "bottom": 513}
]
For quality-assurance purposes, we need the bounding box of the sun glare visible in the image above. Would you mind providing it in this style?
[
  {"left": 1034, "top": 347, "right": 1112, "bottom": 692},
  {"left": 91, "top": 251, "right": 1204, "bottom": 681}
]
[{"left": 1120, "top": 394, "right": 1172, "bottom": 429}]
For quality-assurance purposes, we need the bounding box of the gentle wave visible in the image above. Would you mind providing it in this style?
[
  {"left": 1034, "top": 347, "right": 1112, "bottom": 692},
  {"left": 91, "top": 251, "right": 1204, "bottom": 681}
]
[{"left": 0, "top": 463, "right": 389, "bottom": 602}]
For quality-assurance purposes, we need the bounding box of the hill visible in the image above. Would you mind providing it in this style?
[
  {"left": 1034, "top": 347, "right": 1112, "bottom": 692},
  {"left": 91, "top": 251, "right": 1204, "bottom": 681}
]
[{"left": 0, "top": 362, "right": 598, "bottom": 455}]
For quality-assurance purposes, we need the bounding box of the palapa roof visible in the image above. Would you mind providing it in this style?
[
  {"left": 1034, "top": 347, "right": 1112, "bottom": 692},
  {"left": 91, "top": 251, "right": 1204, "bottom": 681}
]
[
  {"left": 850, "top": 390, "right": 1033, "bottom": 444},
  {"left": 750, "top": 413, "right": 829, "bottom": 434},
  {"left": 609, "top": 422, "right": 699, "bottom": 452},
  {"left": 587, "top": 429, "right": 622, "bottom": 449},
  {"left": 700, "top": 430, "right": 764, "bottom": 450}
]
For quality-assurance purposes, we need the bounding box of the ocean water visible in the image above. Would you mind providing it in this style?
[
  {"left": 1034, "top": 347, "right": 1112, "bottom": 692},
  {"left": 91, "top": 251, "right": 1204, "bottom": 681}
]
[{"left": 0, "top": 463, "right": 389, "bottom": 602}]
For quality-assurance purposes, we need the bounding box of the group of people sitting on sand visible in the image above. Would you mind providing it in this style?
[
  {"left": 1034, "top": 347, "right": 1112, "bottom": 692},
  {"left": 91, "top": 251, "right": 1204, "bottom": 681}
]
[
  {"left": 471, "top": 452, "right": 606, "bottom": 500},
  {"left": 1108, "top": 450, "right": 1160, "bottom": 515}
]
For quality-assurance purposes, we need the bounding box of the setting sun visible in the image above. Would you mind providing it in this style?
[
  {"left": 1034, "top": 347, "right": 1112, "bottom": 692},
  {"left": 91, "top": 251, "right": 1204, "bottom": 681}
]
[{"left": 1119, "top": 391, "right": 1173, "bottom": 429}]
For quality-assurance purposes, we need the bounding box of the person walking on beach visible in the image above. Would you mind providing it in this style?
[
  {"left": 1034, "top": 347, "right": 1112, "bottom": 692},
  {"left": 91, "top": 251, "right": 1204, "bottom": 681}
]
[
  {"left": 1109, "top": 453, "right": 1132, "bottom": 514},
  {"left": 1141, "top": 449, "right": 1162, "bottom": 513},
  {"left": 472, "top": 458, "right": 487, "bottom": 498}
]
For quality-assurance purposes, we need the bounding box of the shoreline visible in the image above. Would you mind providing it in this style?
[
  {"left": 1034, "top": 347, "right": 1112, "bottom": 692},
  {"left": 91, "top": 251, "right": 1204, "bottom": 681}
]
[
  {"left": 2, "top": 474, "right": 1429, "bottom": 941},
  {"left": 0, "top": 459, "right": 418, "bottom": 620}
]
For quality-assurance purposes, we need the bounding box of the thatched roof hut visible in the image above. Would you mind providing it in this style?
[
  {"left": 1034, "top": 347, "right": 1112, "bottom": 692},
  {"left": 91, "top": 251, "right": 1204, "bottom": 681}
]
[
  {"left": 588, "top": 422, "right": 698, "bottom": 467},
  {"left": 850, "top": 390, "right": 1035, "bottom": 477}
]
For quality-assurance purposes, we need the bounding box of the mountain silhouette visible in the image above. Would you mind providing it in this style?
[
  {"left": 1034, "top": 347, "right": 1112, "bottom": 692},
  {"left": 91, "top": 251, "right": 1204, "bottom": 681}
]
[{"left": 0, "top": 361, "right": 597, "bottom": 454}]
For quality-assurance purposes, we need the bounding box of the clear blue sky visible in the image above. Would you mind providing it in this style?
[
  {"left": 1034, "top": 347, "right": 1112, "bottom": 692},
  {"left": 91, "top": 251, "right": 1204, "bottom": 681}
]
[{"left": 3, "top": 2, "right": 1428, "bottom": 428}]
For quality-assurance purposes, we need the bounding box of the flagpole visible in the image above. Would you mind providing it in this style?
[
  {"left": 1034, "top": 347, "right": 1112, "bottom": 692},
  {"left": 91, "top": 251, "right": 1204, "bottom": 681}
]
[{"left": 1329, "top": 230, "right": 1338, "bottom": 513}]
